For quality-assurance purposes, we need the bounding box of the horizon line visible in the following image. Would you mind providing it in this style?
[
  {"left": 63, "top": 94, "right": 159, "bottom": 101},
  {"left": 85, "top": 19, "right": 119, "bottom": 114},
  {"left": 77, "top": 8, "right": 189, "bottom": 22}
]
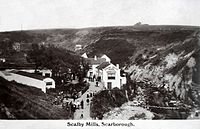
[{"left": 1, "top": 24, "right": 200, "bottom": 32}]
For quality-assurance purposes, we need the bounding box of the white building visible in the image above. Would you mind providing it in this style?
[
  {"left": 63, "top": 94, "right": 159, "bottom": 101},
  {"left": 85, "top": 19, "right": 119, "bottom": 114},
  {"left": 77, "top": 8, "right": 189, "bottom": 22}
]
[
  {"left": 97, "top": 62, "right": 126, "bottom": 89},
  {"left": 82, "top": 54, "right": 126, "bottom": 89},
  {"left": 0, "top": 58, "right": 6, "bottom": 63},
  {"left": 0, "top": 70, "right": 55, "bottom": 93},
  {"left": 75, "top": 44, "right": 82, "bottom": 51},
  {"left": 81, "top": 53, "right": 88, "bottom": 58}
]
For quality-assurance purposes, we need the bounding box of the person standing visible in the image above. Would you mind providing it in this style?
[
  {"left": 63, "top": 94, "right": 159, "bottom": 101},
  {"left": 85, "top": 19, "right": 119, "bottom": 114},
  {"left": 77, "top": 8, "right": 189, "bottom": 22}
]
[
  {"left": 81, "top": 100, "right": 84, "bottom": 109},
  {"left": 93, "top": 75, "right": 96, "bottom": 82},
  {"left": 90, "top": 93, "right": 93, "bottom": 97},
  {"left": 86, "top": 99, "right": 89, "bottom": 105},
  {"left": 80, "top": 113, "right": 83, "bottom": 119}
]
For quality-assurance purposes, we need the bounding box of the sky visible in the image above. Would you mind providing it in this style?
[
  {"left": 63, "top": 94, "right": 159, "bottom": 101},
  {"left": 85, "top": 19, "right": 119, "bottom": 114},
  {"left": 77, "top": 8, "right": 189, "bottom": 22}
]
[{"left": 0, "top": 0, "right": 200, "bottom": 31}]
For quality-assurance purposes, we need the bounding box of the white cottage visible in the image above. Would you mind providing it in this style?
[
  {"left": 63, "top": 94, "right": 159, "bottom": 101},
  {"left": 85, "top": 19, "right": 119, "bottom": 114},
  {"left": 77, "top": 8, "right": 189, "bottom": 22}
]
[
  {"left": 0, "top": 70, "right": 55, "bottom": 93},
  {"left": 0, "top": 57, "right": 6, "bottom": 63},
  {"left": 97, "top": 62, "right": 126, "bottom": 89}
]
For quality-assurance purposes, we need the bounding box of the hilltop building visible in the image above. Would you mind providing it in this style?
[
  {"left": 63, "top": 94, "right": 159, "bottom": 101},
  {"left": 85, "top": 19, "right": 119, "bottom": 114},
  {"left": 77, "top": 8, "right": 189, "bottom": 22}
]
[
  {"left": 12, "top": 42, "right": 21, "bottom": 52},
  {"left": 0, "top": 70, "right": 55, "bottom": 93},
  {"left": 75, "top": 44, "right": 82, "bottom": 51},
  {"left": 82, "top": 54, "right": 126, "bottom": 89},
  {"left": 0, "top": 57, "right": 6, "bottom": 63}
]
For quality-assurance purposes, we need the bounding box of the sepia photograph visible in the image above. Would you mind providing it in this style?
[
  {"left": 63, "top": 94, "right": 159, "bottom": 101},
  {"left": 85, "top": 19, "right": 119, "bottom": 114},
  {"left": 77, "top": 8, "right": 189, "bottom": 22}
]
[{"left": 0, "top": 0, "right": 200, "bottom": 128}]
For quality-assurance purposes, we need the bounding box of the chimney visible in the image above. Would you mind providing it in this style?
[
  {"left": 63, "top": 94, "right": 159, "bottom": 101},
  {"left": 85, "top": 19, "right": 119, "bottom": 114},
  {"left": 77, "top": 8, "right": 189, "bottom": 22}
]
[
  {"left": 116, "top": 64, "right": 119, "bottom": 68},
  {"left": 94, "top": 55, "right": 97, "bottom": 60}
]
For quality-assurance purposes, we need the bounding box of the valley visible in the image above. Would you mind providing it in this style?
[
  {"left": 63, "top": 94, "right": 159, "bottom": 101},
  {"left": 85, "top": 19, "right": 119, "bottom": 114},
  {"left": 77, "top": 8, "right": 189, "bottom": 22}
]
[{"left": 0, "top": 24, "right": 200, "bottom": 119}]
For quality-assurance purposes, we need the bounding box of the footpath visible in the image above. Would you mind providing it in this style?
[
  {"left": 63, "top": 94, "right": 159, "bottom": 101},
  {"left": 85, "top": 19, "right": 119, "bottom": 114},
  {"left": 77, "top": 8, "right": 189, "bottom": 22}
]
[{"left": 73, "top": 80, "right": 104, "bottom": 120}]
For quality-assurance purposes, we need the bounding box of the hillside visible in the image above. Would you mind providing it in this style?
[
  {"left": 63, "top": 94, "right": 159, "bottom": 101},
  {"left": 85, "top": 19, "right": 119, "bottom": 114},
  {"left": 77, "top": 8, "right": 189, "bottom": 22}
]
[
  {"left": 0, "top": 77, "right": 71, "bottom": 119},
  {"left": 0, "top": 25, "right": 199, "bottom": 66},
  {"left": 86, "top": 26, "right": 200, "bottom": 119}
]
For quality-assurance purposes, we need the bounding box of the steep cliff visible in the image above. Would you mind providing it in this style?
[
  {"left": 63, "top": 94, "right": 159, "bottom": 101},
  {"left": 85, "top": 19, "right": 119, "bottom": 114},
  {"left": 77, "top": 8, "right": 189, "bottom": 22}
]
[{"left": 126, "top": 31, "right": 200, "bottom": 109}]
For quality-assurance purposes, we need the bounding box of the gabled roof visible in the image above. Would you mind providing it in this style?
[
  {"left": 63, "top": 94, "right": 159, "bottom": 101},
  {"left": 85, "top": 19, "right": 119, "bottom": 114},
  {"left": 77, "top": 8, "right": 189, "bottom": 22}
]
[
  {"left": 101, "top": 54, "right": 111, "bottom": 62},
  {"left": 81, "top": 53, "right": 88, "bottom": 58},
  {"left": 96, "top": 62, "right": 110, "bottom": 70},
  {"left": 85, "top": 58, "right": 106, "bottom": 65},
  {"left": 0, "top": 71, "right": 12, "bottom": 76}
]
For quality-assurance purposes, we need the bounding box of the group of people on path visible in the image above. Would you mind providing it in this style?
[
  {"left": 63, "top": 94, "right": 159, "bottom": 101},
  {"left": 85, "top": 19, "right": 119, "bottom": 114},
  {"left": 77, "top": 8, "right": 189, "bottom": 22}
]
[
  {"left": 77, "top": 75, "right": 102, "bottom": 119},
  {"left": 78, "top": 91, "right": 97, "bottom": 119}
]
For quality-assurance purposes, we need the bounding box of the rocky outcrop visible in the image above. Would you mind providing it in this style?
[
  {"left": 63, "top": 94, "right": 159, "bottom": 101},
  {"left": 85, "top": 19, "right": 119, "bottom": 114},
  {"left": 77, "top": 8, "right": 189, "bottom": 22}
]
[
  {"left": 103, "top": 101, "right": 154, "bottom": 120},
  {"left": 127, "top": 31, "right": 200, "bottom": 105}
]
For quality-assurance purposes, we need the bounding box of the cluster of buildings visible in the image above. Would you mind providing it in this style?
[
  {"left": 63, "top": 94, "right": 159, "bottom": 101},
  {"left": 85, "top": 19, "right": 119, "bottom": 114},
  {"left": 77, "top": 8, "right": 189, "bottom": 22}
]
[
  {"left": 82, "top": 53, "right": 127, "bottom": 89},
  {"left": 0, "top": 48, "right": 127, "bottom": 94}
]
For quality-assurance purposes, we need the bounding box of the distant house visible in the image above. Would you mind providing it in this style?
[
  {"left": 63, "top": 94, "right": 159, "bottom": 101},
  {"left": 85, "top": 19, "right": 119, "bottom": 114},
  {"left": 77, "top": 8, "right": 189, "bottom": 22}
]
[
  {"left": 0, "top": 58, "right": 6, "bottom": 63},
  {"left": 12, "top": 42, "right": 21, "bottom": 52},
  {"left": 0, "top": 71, "right": 55, "bottom": 93},
  {"left": 75, "top": 44, "right": 82, "bottom": 51},
  {"left": 82, "top": 54, "right": 126, "bottom": 89}
]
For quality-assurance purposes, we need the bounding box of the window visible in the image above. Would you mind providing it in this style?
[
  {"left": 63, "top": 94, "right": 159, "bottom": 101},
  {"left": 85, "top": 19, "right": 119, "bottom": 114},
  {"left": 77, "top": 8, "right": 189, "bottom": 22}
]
[
  {"left": 45, "top": 73, "right": 50, "bottom": 77},
  {"left": 107, "top": 82, "right": 112, "bottom": 89},
  {"left": 89, "top": 72, "right": 93, "bottom": 76},
  {"left": 107, "top": 72, "right": 115, "bottom": 80},
  {"left": 46, "top": 82, "right": 52, "bottom": 86},
  {"left": 38, "top": 72, "right": 42, "bottom": 76}
]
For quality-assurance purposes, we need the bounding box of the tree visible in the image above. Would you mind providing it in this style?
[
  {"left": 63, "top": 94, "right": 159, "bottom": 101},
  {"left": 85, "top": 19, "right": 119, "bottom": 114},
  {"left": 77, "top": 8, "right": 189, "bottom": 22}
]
[
  {"left": 27, "top": 44, "right": 43, "bottom": 70},
  {"left": 27, "top": 44, "right": 81, "bottom": 79},
  {"left": 0, "top": 38, "right": 13, "bottom": 56}
]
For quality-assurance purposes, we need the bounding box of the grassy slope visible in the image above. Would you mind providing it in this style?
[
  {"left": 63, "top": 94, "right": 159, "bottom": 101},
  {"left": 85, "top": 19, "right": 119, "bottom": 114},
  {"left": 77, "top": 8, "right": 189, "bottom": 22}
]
[
  {"left": 0, "top": 25, "right": 198, "bottom": 52},
  {"left": 0, "top": 77, "right": 71, "bottom": 119},
  {"left": 81, "top": 29, "right": 196, "bottom": 66}
]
